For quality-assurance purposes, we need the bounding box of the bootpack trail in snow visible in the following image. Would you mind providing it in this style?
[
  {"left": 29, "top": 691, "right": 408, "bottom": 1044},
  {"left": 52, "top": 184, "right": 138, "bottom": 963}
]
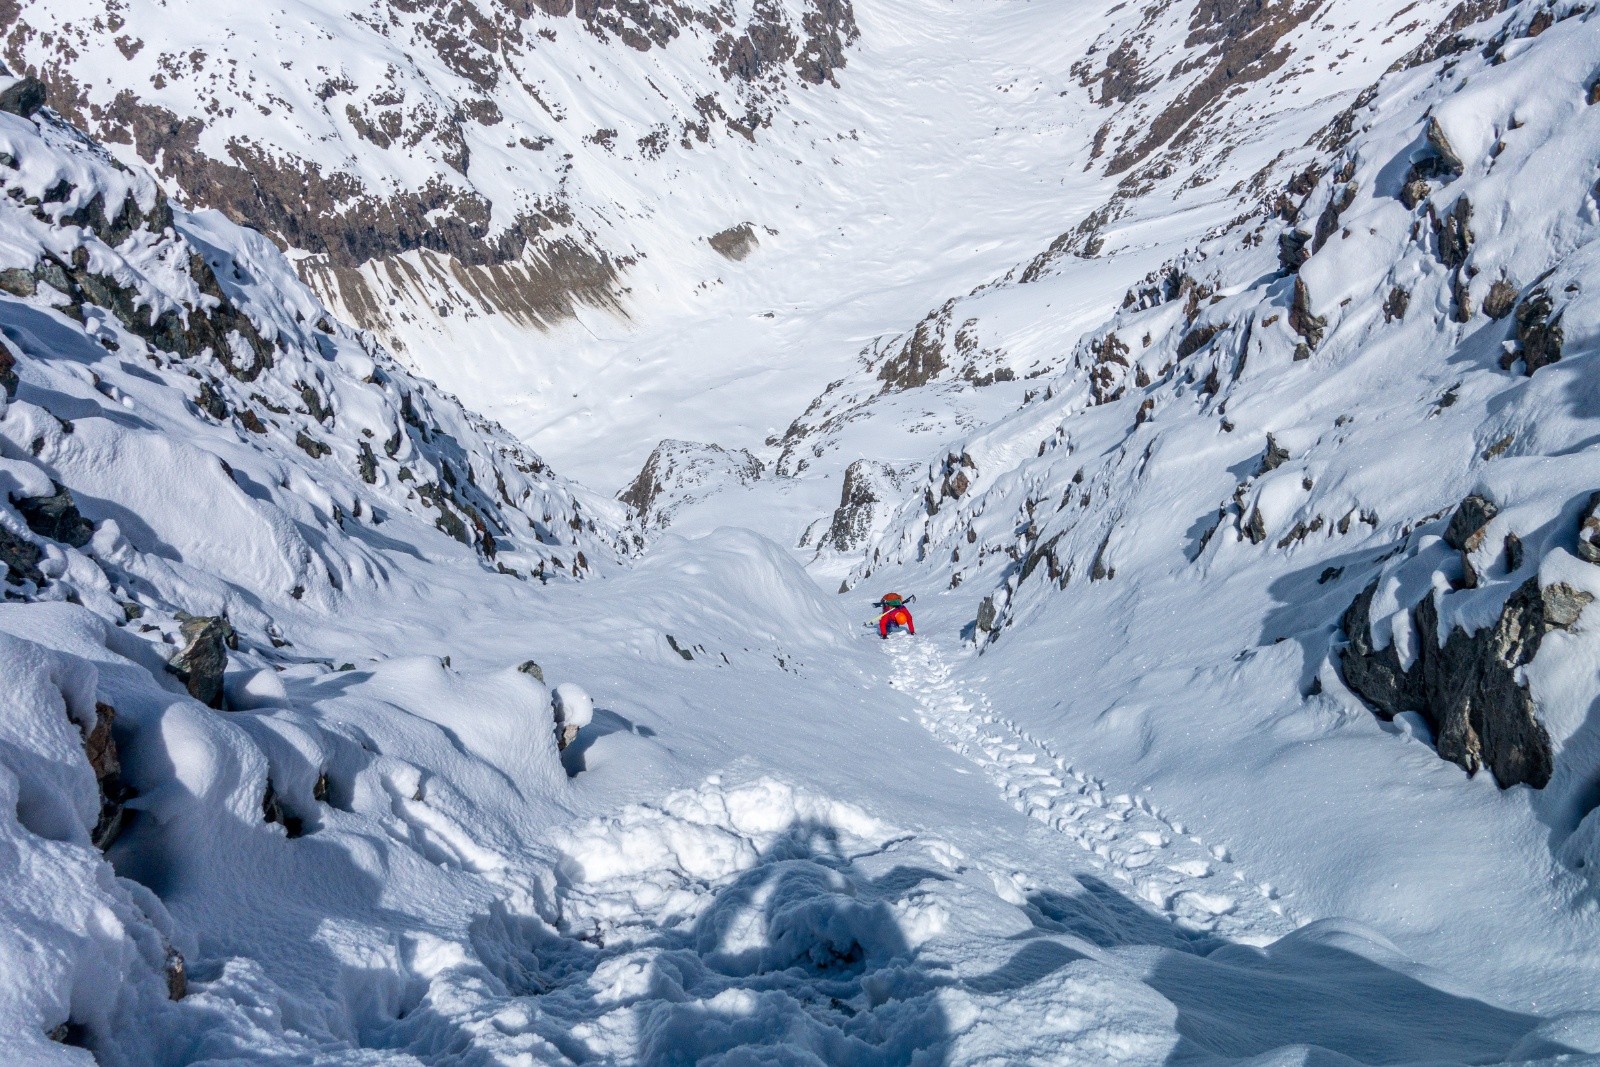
[{"left": 885, "top": 636, "right": 1298, "bottom": 947}]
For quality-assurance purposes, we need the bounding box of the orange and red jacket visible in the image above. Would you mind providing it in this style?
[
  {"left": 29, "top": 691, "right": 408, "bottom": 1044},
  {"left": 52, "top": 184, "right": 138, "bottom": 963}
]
[{"left": 879, "top": 606, "right": 914, "bottom": 637}]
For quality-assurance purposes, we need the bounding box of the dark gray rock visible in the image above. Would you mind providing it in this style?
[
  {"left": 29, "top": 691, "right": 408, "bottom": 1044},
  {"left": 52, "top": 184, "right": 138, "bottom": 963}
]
[
  {"left": 357, "top": 441, "right": 377, "bottom": 484},
  {"left": 1338, "top": 581, "right": 1426, "bottom": 720},
  {"left": 0, "top": 76, "right": 47, "bottom": 119},
  {"left": 1289, "top": 277, "right": 1326, "bottom": 349},
  {"left": 0, "top": 335, "right": 16, "bottom": 397},
  {"left": 1176, "top": 323, "right": 1222, "bottom": 359},
  {"left": 976, "top": 595, "right": 998, "bottom": 634},
  {"left": 823, "top": 460, "right": 890, "bottom": 552},
  {"left": 1482, "top": 278, "right": 1519, "bottom": 320},
  {"left": 1504, "top": 531, "right": 1524, "bottom": 572},
  {"left": 1434, "top": 196, "right": 1473, "bottom": 268},
  {"left": 1576, "top": 492, "right": 1600, "bottom": 565},
  {"left": 164, "top": 947, "right": 187, "bottom": 1001},
  {"left": 81, "top": 702, "right": 132, "bottom": 850},
  {"left": 195, "top": 380, "right": 228, "bottom": 420},
  {"left": 1450, "top": 273, "right": 1472, "bottom": 323},
  {"left": 1312, "top": 183, "right": 1356, "bottom": 253},
  {"left": 168, "top": 615, "right": 236, "bottom": 709},
  {"left": 1506, "top": 287, "right": 1563, "bottom": 374},
  {"left": 0, "top": 522, "right": 44, "bottom": 586},
  {"left": 1258, "top": 434, "right": 1290, "bottom": 475},
  {"left": 516, "top": 659, "right": 545, "bottom": 682},
  {"left": 14, "top": 482, "right": 94, "bottom": 548},
  {"left": 1244, "top": 507, "right": 1268, "bottom": 545},
  {"left": 1383, "top": 285, "right": 1411, "bottom": 323},
  {"left": 1340, "top": 577, "right": 1554, "bottom": 789},
  {"left": 295, "top": 431, "right": 330, "bottom": 458},
  {"left": 1419, "top": 585, "right": 1552, "bottom": 788},
  {"left": 1541, "top": 582, "right": 1593, "bottom": 630},
  {"left": 1419, "top": 116, "right": 1465, "bottom": 179},
  {"left": 709, "top": 223, "right": 758, "bottom": 261},
  {"left": 1278, "top": 228, "right": 1311, "bottom": 273}
]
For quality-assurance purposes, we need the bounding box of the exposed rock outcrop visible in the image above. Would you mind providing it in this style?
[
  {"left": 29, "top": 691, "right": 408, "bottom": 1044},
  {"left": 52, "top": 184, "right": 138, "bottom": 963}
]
[
  {"left": 1289, "top": 277, "right": 1326, "bottom": 350},
  {"left": 1482, "top": 278, "right": 1519, "bottom": 320},
  {"left": 13, "top": 482, "right": 93, "bottom": 548},
  {"left": 1434, "top": 196, "right": 1473, "bottom": 269},
  {"left": 822, "top": 460, "right": 901, "bottom": 553},
  {"left": 924, "top": 452, "right": 977, "bottom": 516},
  {"left": 709, "top": 223, "right": 759, "bottom": 260},
  {"left": 164, "top": 947, "right": 187, "bottom": 1001},
  {"left": 80, "top": 702, "right": 131, "bottom": 850},
  {"left": 1257, "top": 434, "right": 1290, "bottom": 475},
  {"left": 1504, "top": 287, "right": 1563, "bottom": 374},
  {"left": 0, "top": 74, "right": 46, "bottom": 118},
  {"left": 1576, "top": 492, "right": 1600, "bottom": 566},
  {"left": 0, "top": 335, "right": 16, "bottom": 397},
  {"left": 1444, "top": 493, "right": 1498, "bottom": 588},
  {"left": 1412, "top": 115, "right": 1465, "bottom": 181},
  {"left": 1339, "top": 571, "right": 1559, "bottom": 790},
  {"left": 1278, "top": 228, "right": 1311, "bottom": 273},
  {"left": 976, "top": 594, "right": 998, "bottom": 635},
  {"left": 619, "top": 439, "right": 764, "bottom": 530},
  {"left": 0, "top": 521, "right": 44, "bottom": 587},
  {"left": 8, "top": 0, "right": 859, "bottom": 293},
  {"left": 168, "top": 615, "right": 237, "bottom": 709}
]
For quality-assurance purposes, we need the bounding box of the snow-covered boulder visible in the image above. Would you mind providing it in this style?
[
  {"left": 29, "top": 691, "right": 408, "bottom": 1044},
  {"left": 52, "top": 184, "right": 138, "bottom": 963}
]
[{"left": 552, "top": 682, "right": 594, "bottom": 751}]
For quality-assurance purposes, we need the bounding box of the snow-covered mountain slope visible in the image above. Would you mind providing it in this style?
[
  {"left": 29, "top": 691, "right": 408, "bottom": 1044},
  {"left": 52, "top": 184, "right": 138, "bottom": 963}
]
[
  {"left": 9, "top": 0, "right": 1600, "bottom": 1063},
  {"left": 821, "top": 0, "right": 1600, "bottom": 1011},
  {"left": 1, "top": 0, "right": 863, "bottom": 485},
  {"left": 1, "top": 0, "right": 1463, "bottom": 497},
  {"left": 0, "top": 77, "right": 645, "bottom": 1059},
  {"left": 0, "top": 0, "right": 856, "bottom": 284}
]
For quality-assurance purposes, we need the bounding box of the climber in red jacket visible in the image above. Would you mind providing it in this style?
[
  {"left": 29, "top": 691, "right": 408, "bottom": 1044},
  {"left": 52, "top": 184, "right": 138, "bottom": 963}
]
[{"left": 877, "top": 592, "right": 915, "bottom": 638}]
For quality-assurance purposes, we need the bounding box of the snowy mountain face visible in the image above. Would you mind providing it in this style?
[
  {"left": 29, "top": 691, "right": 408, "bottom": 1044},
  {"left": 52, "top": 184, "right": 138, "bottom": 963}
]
[
  {"left": 826, "top": 0, "right": 1600, "bottom": 1009},
  {"left": 9, "top": 0, "right": 1600, "bottom": 1064},
  {"left": 0, "top": 0, "right": 859, "bottom": 459}
]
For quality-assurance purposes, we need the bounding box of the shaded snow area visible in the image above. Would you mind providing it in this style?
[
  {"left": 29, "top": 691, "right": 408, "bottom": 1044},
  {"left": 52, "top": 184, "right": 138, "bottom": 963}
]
[{"left": 8, "top": 0, "right": 1600, "bottom": 1065}]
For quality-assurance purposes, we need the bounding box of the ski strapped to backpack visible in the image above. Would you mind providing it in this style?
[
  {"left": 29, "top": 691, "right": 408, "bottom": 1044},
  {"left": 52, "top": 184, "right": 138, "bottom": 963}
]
[{"left": 875, "top": 592, "right": 916, "bottom": 632}]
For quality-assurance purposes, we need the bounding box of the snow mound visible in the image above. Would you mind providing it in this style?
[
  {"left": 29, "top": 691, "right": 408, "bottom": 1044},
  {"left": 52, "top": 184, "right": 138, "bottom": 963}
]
[{"left": 552, "top": 682, "right": 594, "bottom": 731}]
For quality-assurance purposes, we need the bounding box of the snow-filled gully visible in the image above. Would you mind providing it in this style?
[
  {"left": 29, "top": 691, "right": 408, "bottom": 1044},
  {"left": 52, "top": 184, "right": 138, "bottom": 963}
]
[
  {"left": 466, "top": 639, "right": 1557, "bottom": 1064},
  {"left": 886, "top": 637, "right": 1296, "bottom": 947}
]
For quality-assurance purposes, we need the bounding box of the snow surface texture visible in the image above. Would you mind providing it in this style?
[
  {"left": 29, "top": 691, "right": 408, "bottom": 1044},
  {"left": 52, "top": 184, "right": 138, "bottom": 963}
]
[{"left": 5, "top": 1, "right": 1600, "bottom": 1065}]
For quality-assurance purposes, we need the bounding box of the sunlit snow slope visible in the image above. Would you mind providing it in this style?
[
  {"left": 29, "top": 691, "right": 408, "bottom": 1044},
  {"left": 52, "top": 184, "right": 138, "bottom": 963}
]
[{"left": 5, "top": 0, "right": 1600, "bottom": 1065}]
